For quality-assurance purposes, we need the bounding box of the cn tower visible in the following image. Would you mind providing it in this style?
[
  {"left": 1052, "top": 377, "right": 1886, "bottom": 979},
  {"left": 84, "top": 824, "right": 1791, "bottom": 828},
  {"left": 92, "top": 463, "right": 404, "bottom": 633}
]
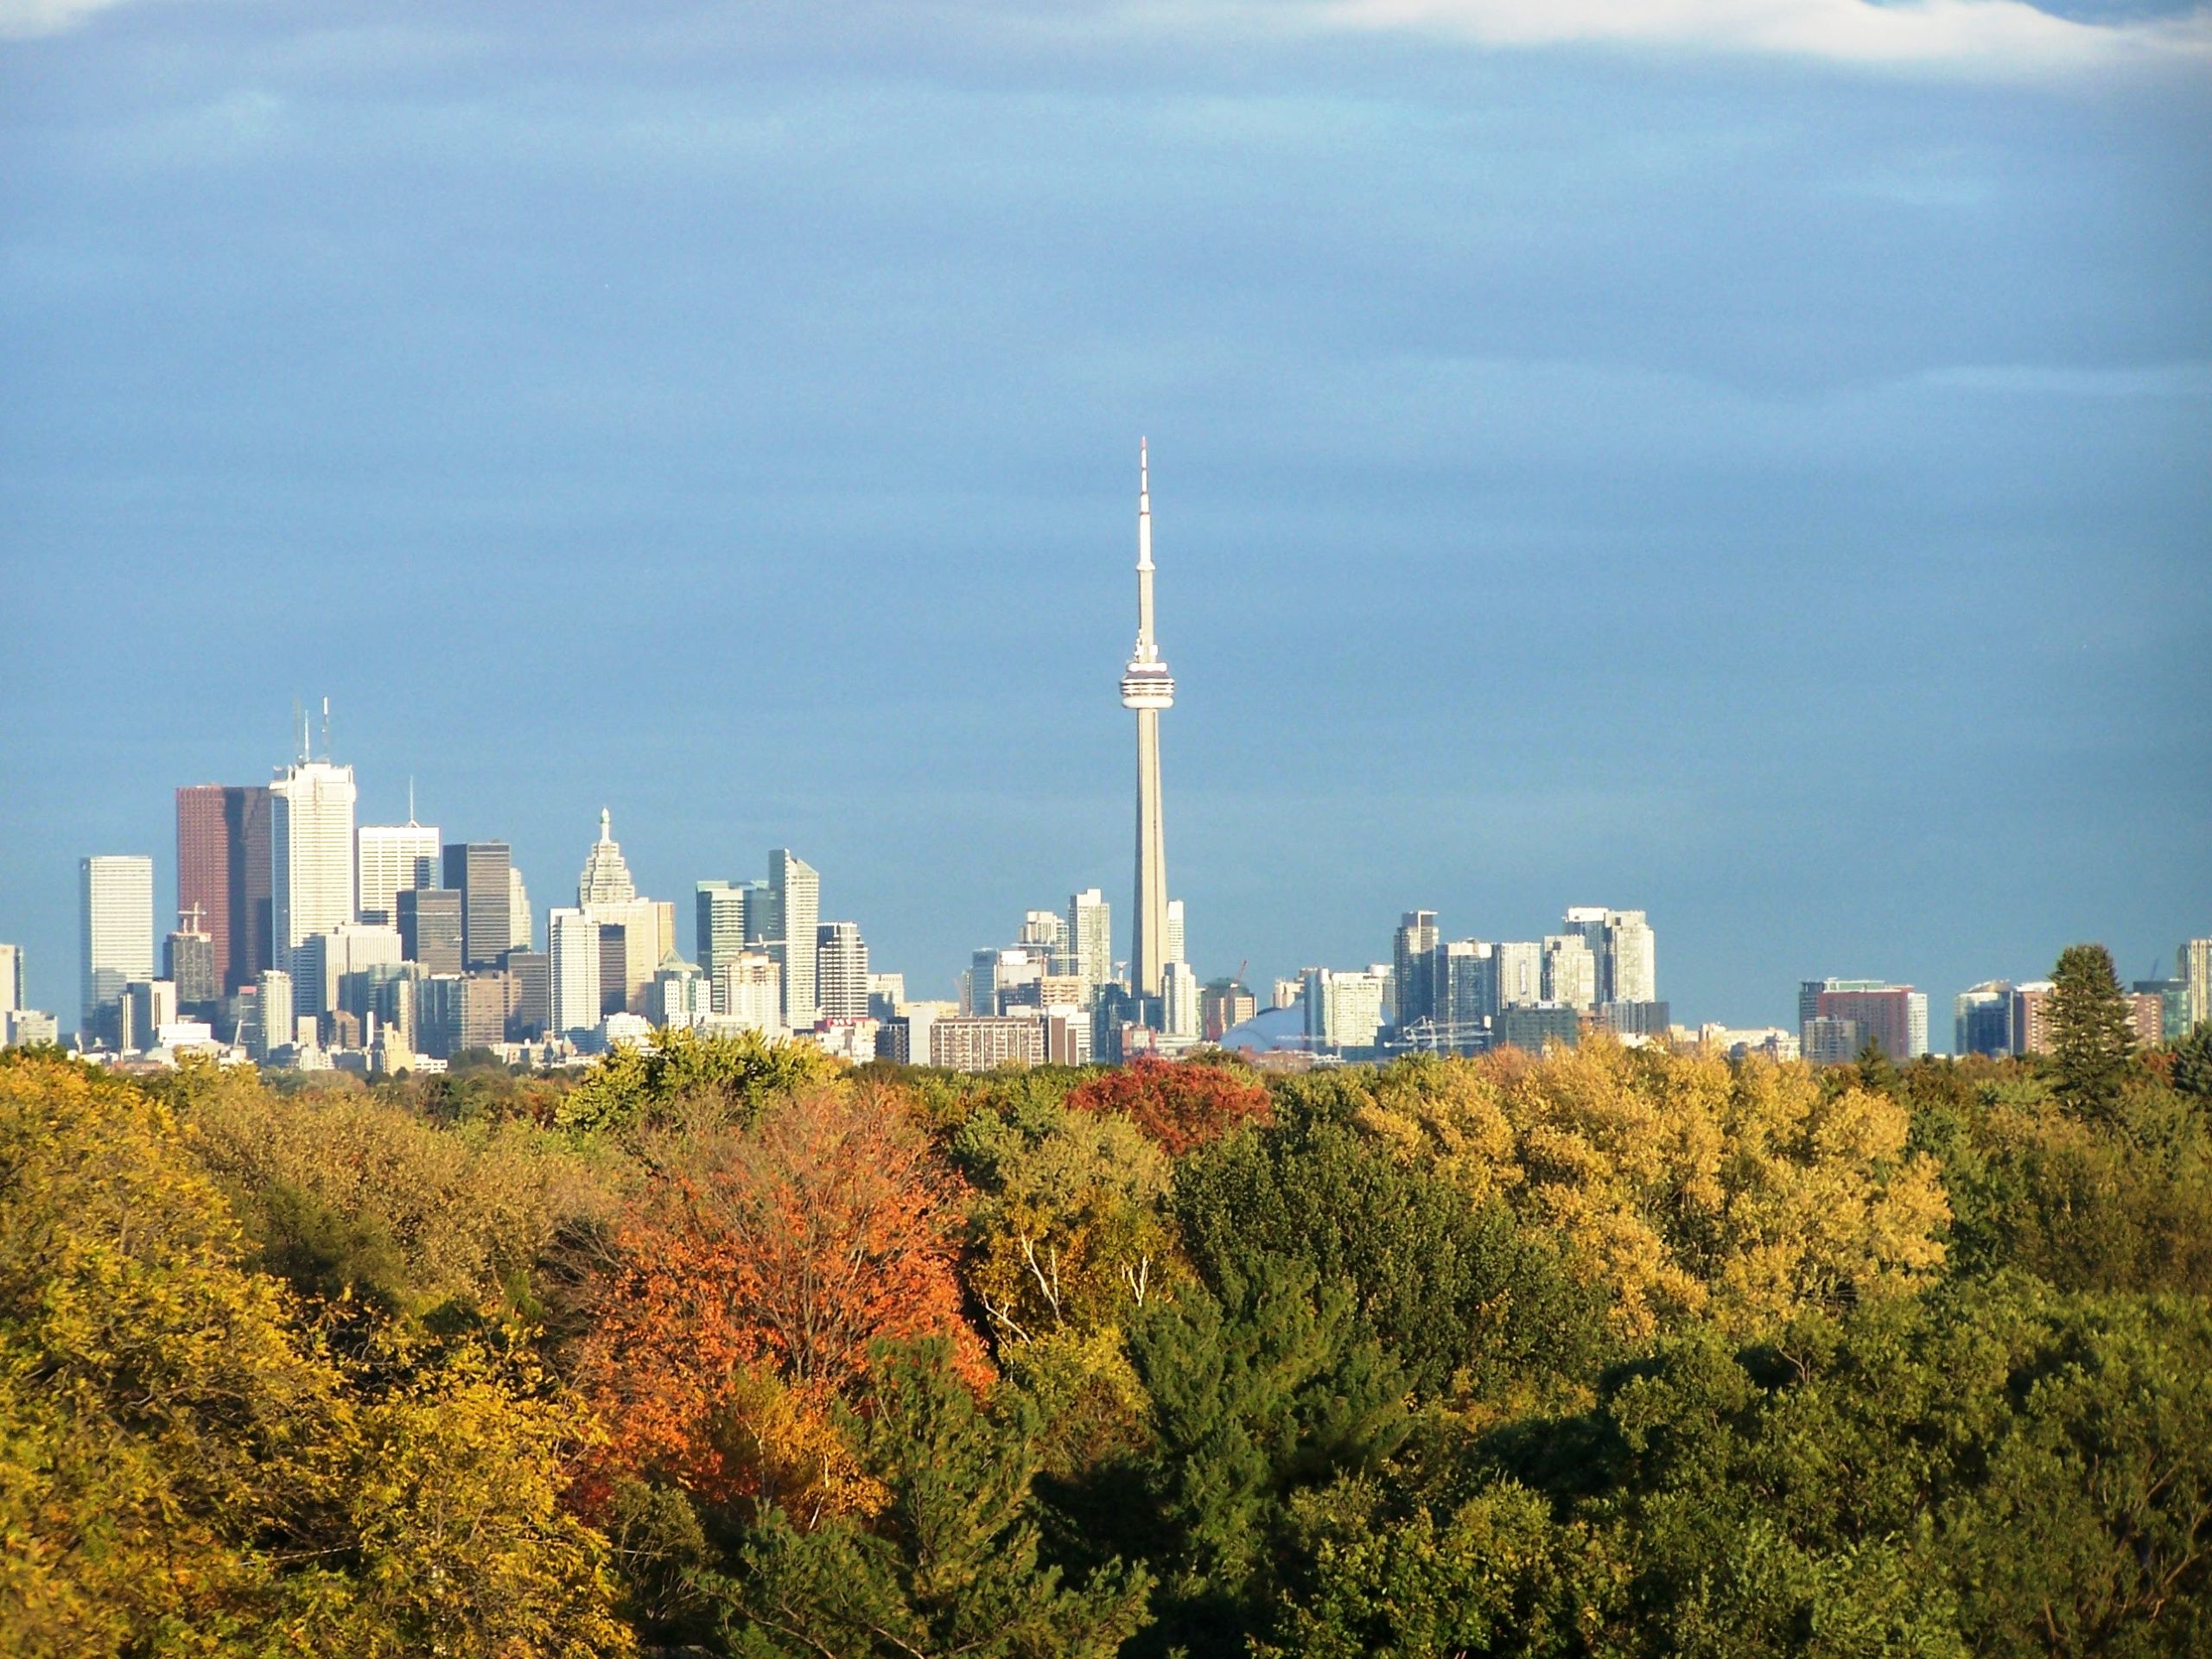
[{"left": 1122, "top": 439, "right": 1174, "bottom": 999}]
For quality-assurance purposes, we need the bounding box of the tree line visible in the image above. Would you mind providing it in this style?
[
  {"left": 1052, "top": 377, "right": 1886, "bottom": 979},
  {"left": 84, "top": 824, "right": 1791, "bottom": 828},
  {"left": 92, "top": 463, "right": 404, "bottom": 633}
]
[{"left": 3, "top": 941, "right": 2209, "bottom": 1656}]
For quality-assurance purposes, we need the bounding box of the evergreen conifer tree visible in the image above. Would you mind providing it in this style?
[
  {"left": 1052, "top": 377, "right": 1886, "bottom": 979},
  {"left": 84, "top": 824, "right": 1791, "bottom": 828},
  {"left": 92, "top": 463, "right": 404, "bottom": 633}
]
[
  {"left": 2171, "top": 1021, "right": 2212, "bottom": 1101},
  {"left": 709, "top": 1338, "right": 1150, "bottom": 1658},
  {"left": 2046, "top": 944, "right": 2138, "bottom": 1119}
]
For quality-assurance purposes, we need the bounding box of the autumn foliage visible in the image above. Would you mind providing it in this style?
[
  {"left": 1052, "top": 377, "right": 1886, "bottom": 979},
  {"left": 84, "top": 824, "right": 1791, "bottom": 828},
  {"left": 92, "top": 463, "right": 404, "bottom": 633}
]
[
  {"left": 576, "top": 1084, "right": 986, "bottom": 1517},
  {"left": 11, "top": 944, "right": 2212, "bottom": 1659},
  {"left": 1065, "top": 1053, "right": 1271, "bottom": 1155}
]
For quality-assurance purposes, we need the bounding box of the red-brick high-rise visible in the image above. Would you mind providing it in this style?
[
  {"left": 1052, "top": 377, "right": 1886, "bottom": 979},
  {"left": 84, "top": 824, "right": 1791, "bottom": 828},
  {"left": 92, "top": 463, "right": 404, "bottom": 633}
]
[{"left": 175, "top": 784, "right": 274, "bottom": 995}]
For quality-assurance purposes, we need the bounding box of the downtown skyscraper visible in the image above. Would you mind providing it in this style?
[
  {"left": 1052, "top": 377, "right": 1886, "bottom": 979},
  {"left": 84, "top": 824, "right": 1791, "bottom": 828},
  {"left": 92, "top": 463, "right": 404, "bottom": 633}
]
[
  {"left": 270, "top": 759, "right": 357, "bottom": 971},
  {"left": 358, "top": 821, "right": 438, "bottom": 928},
  {"left": 175, "top": 783, "right": 273, "bottom": 994},
  {"left": 1122, "top": 440, "right": 1175, "bottom": 999},
  {"left": 442, "top": 840, "right": 513, "bottom": 971},
  {"left": 79, "top": 855, "right": 154, "bottom": 1033}
]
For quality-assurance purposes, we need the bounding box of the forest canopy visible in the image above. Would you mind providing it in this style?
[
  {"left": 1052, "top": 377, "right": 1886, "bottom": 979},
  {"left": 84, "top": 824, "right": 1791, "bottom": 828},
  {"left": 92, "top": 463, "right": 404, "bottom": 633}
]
[{"left": 4, "top": 951, "right": 2209, "bottom": 1656}]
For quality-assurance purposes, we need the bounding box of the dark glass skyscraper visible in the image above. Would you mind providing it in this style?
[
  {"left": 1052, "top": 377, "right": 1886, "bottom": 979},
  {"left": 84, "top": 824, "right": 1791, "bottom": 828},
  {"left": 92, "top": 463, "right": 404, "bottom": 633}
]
[
  {"left": 397, "top": 887, "right": 464, "bottom": 976},
  {"left": 442, "top": 842, "right": 512, "bottom": 971}
]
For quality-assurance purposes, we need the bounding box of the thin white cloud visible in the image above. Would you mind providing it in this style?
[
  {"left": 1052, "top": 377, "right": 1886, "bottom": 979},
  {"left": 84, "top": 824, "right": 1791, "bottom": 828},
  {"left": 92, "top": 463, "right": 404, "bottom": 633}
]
[
  {"left": 1319, "top": 0, "right": 2212, "bottom": 71},
  {"left": 6, "top": 0, "right": 2206, "bottom": 71},
  {"left": 0, "top": 0, "right": 135, "bottom": 41},
  {"left": 1920, "top": 360, "right": 2212, "bottom": 395}
]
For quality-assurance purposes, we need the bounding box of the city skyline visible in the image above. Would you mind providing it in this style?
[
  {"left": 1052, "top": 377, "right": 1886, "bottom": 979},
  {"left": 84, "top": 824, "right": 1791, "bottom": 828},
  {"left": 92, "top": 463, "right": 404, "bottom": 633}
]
[
  {"left": 8, "top": 695, "right": 2208, "bottom": 1053},
  {"left": 2, "top": 3, "right": 2206, "bottom": 1039}
]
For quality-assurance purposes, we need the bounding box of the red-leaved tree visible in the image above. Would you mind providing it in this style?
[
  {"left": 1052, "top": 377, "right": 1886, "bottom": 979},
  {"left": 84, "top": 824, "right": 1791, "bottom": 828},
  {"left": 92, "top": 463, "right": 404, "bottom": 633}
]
[
  {"left": 576, "top": 1084, "right": 986, "bottom": 1517},
  {"left": 1065, "top": 1054, "right": 1272, "bottom": 1156}
]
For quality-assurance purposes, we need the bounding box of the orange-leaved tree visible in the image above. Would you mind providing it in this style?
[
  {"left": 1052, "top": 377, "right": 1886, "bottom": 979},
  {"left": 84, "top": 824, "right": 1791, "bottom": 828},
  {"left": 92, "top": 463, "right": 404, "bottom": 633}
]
[
  {"left": 1065, "top": 1053, "right": 1272, "bottom": 1156},
  {"left": 576, "top": 1082, "right": 986, "bottom": 1522}
]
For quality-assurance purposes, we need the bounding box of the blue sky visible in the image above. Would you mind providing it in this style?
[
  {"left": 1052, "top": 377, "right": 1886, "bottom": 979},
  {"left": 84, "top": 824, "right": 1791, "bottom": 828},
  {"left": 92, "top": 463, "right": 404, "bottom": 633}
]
[{"left": 2, "top": 0, "right": 2207, "bottom": 1036}]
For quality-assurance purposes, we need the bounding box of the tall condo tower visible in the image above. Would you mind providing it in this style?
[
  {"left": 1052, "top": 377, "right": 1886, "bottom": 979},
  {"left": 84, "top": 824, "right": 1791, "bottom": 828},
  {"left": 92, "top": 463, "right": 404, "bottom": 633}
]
[{"left": 1122, "top": 440, "right": 1175, "bottom": 998}]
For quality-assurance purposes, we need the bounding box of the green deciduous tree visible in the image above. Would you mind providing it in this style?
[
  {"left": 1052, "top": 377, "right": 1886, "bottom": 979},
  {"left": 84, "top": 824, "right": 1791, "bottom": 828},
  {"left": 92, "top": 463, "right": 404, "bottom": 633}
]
[
  {"left": 1254, "top": 1475, "right": 1573, "bottom": 1659},
  {"left": 1939, "top": 1084, "right": 2212, "bottom": 1295},
  {"left": 1460, "top": 1278, "right": 2212, "bottom": 1659},
  {"left": 1173, "top": 1103, "right": 1605, "bottom": 1403},
  {"left": 955, "top": 1096, "right": 1173, "bottom": 1344},
  {"left": 557, "top": 1025, "right": 840, "bottom": 1137}
]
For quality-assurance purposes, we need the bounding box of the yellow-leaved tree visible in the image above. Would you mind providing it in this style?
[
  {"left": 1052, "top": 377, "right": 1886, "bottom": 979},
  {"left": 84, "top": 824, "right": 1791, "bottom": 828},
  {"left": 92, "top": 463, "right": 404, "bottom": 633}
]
[
  {"left": 0, "top": 1050, "right": 632, "bottom": 1657},
  {"left": 1350, "top": 1041, "right": 1948, "bottom": 1338}
]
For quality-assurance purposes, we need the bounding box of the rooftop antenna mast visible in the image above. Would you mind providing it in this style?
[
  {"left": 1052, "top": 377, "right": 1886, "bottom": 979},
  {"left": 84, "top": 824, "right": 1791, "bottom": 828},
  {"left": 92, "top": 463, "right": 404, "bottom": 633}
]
[
  {"left": 408, "top": 775, "right": 416, "bottom": 827},
  {"left": 320, "top": 696, "right": 331, "bottom": 763},
  {"left": 291, "top": 696, "right": 305, "bottom": 766}
]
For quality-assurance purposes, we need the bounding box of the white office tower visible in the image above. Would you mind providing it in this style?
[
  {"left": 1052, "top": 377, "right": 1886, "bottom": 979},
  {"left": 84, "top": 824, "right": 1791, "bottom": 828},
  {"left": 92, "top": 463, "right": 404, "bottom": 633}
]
[
  {"left": 357, "top": 823, "right": 439, "bottom": 927},
  {"left": 1542, "top": 935, "right": 1599, "bottom": 1012},
  {"left": 1302, "top": 966, "right": 1387, "bottom": 1053},
  {"left": 715, "top": 952, "right": 785, "bottom": 1036},
  {"left": 816, "top": 922, "right": 870, "bottom": 1021},
  {"left": 255, "top": 968, "right": 295, "bottom": 1059},
  {"left": 508, "top": 867, "right": 531, "bottom": 950},
  {"left": 603, "top": 1012, "right": 652, "bottom": 1050},
  {"left": 1496, "top": 941, "right": 1544, "bottom": 1008},
  {"left": 271, "top": 761, "right": 358, "bottom": 969},
  {"left": 766, "top": 850, "right": 820, "bottom": 1030},
  {"left": 812, "top": 1018, "right": 880, "bottom": 1065},
  {"left": 1066, "top": 889, "right": 1114, "bottom": 999},
  {"left": 577, "top": 808, "right": 637, "bottom": 905},
  {"left": 1272, "top": 976, "right": 1302, "bottom": 1011},
  {"left": 0, "top": 943, "right": 22, "bottom": 1014},
  {"left": 990, "top": 949, "right": 1052, "bottom": 1014},
  {"left": 889, "top": 999, "right": 952, "bottom": 1065},
  {"left": 1164, "top": 959, "right": 1201, "bottom": 1042},
  {"left": 1122, "top": 441, "right": 1176, "bottom": 999},
  {"left": 548, "top": 908, "right": 602, "bottom": 1037},
  {"left": 79, "top": 855, "right": 155, "bottom": 1033},
  {"left": 1166, "top": 899, "right": 1186, "bottom": 967}
]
